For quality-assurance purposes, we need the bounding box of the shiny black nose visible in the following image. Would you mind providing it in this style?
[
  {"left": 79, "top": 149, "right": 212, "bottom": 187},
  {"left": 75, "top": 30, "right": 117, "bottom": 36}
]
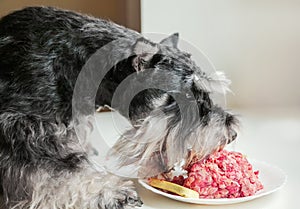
[{"left": 228, "top": 129, "right": 237, "bottom": 143}]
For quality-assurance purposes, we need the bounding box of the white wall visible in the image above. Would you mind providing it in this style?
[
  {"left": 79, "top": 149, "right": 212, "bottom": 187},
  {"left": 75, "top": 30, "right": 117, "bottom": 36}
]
[{"left": 141, "top": 0, "right": 300, "bottom": 109}]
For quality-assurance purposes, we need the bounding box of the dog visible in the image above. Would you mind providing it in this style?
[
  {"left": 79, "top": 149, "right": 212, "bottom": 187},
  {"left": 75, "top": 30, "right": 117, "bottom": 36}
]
[{"left": 0, "top": 6, "right": 239, "bottom": 209}]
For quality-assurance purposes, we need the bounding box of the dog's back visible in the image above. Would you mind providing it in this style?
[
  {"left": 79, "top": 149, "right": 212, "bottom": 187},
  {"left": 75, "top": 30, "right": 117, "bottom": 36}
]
[{"left": 0, "top": 6, "right": 139, "bottom": 122}]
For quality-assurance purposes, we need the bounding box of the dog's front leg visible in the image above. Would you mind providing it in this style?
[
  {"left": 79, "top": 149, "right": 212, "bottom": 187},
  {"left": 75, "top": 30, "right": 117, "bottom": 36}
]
[
  {"left": 0, "top": 113, "right": 142, "bottom": 209},
  {"left": 26, "top": 164, "right": 141, "bottom": 209},
  {"left": 2, "top": 162, "right": 141, "bottom": 209}
]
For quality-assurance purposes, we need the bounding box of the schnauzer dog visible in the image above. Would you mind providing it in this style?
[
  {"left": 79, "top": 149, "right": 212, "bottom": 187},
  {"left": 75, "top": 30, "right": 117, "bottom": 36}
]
[{"left": 0, "top": 6, "right": 238, "bottom": 209}]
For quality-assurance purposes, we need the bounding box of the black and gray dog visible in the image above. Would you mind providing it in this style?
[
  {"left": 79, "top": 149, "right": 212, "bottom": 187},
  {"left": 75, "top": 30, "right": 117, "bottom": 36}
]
[{"left": 0, "top": 6, "right": 238, "bottom": 209}]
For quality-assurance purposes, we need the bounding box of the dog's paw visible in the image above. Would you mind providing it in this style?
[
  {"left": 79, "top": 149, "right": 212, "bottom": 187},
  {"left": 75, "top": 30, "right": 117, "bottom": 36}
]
[
  {"left": 119, "top": 184, "right": 143, "bottom": 209},
  {"left": 99, "top": 176, "right": 142, "bottom": 209}
]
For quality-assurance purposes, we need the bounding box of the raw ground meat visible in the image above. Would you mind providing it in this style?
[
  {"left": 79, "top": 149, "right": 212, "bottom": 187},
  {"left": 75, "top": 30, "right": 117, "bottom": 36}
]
[{"left": 182, "top": 150, "right": 263, "bottom": 198}]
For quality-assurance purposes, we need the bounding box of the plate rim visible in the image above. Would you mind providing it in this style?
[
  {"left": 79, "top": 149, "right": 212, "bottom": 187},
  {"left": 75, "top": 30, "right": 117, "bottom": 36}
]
[{"left": 138, "top": 160, "right": 287, "bottom": 205}]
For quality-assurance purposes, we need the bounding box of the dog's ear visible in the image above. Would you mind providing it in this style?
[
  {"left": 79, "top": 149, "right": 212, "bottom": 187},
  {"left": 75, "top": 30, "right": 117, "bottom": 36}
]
[
  {"left": 132, "top": 38, "right": 159, "bottom": 72},
  {"left": 160, "top": 33, "right": 179, "bottom": 48}
]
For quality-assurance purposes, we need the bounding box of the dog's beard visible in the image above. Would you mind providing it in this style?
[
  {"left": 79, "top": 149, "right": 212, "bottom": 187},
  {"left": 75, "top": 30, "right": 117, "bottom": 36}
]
[{"left": 106, "top": 101, "right": 239, "bottom": 178}]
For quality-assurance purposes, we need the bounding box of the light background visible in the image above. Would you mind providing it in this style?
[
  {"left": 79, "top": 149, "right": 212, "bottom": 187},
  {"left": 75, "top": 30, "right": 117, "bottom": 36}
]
[{"left": 141, "top": 0, "right": 300, "bottom": 110}]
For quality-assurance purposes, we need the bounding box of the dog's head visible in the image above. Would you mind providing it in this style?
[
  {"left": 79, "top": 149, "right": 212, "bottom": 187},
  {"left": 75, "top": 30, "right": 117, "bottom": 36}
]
[{"left": 106, "top": 33, "right": 239, "bottom": 178}]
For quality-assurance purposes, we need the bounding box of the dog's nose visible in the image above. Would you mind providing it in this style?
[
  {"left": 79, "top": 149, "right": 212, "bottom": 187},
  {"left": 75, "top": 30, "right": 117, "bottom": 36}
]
[{"left": 228, "top": 129, "right": 237, "bottom": 143}]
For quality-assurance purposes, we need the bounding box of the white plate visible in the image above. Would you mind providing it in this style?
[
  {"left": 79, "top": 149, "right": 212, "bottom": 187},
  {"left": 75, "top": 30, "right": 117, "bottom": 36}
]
[{"left": 138, "top": 160, "right": 287, "bottom": 205}]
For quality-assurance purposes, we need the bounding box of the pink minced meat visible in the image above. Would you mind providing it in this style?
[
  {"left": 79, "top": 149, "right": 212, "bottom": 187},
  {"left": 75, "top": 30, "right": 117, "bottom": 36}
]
[{"left": 182, "top": 150, "right": 263, "bottom": 198}]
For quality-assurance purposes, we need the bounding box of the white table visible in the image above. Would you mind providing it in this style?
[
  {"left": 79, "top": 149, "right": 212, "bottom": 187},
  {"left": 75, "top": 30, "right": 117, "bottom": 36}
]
[{"left": 91, "top": 109, "right": 299, "bottom": 209}]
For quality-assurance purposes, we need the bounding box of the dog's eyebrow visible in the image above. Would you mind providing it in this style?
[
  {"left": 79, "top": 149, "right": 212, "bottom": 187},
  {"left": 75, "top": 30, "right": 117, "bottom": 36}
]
[
  {"left": 192, "top": 71, "right": 231, "bottom": 94},
  {"left": 133, "top": 39, "right": 159, "bottom": 57}
]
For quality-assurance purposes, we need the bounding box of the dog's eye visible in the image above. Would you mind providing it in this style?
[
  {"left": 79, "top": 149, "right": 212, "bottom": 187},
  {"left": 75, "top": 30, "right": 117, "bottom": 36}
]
[{"left": 150, "top": 54, "right": 163, "bottom": 65}]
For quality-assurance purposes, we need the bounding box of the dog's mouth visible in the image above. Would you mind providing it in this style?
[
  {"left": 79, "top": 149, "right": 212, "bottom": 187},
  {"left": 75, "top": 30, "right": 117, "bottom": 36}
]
[
  {"left": 138, "top": 130, "right": 237, "bottom": 178},
  {"left": 138, "top": 147, "right": 220, "bottom": 178}
]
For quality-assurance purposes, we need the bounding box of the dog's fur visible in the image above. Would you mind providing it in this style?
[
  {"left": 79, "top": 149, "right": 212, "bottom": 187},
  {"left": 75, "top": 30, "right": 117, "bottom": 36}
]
[{"left": 0, "top": 6, "right": 238, "bottom": 209}]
